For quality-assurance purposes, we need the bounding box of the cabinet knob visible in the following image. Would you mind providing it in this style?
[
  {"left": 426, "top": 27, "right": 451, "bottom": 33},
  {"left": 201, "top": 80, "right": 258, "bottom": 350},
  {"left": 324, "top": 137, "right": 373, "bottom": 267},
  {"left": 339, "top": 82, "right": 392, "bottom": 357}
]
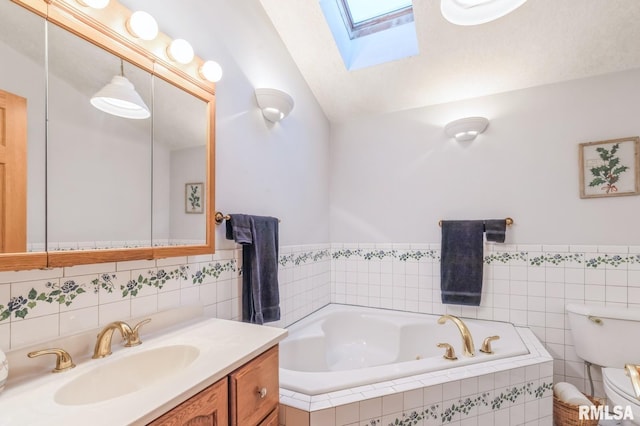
[{"left": 257, "top": 387, "right": 268, "bottom": 398}]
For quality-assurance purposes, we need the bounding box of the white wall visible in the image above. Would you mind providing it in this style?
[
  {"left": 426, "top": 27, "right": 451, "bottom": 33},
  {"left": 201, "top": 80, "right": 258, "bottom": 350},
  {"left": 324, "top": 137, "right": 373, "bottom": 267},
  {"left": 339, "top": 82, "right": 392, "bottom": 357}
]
[
  {"left": 330, "top": 68, "right": 640, "bottom": 245},
  {"left": 120, "top": 0, "right": 332, "bottom": 247}
]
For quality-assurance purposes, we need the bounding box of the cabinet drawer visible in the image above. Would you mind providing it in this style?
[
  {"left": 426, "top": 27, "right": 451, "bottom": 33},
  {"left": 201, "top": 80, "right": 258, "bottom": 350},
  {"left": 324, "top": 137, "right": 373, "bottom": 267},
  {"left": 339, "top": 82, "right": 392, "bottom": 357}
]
[{"left": 230, "top": 346, "right": 279, "bottom": 426}]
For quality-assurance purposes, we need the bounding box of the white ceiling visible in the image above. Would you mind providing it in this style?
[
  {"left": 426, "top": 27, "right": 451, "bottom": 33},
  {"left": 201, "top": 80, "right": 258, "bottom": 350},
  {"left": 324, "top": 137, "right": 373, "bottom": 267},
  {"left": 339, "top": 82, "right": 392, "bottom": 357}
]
[{"left": 258, "top": 0, "right": 640, "bottom": 124}]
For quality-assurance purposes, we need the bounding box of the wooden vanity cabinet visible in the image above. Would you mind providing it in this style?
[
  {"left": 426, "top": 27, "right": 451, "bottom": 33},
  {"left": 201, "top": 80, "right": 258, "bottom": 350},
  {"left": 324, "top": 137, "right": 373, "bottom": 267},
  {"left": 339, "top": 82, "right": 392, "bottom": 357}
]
[
  {"left": 230, "top": 345, "right": 279, "bottom": 426},
  {"left": 148, "top": 377, "right": 229, "bottom": 426},
  {"left": 149, "top": 345, "right": 279, "bottom": 426}
]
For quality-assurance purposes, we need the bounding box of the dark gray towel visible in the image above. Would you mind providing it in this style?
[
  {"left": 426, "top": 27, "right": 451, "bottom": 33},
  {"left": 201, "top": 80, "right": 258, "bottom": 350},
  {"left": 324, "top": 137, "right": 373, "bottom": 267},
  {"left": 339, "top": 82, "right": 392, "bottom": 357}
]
[
  {"left": 226, "top": 214, "right": 280, "bottom": 324},
  {"left": 440, "top": 220, "right": 485, "bottom": 306},
  {"left": 484, "top": 219, "right": 506, "bottom": 243}
]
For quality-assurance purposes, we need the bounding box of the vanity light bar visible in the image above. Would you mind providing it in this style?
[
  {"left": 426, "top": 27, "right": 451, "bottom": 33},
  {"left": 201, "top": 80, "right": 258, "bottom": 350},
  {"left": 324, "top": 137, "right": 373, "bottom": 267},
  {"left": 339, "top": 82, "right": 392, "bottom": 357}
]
[{"left": 76, "top": 0, "right": 222, "bottom": 84}]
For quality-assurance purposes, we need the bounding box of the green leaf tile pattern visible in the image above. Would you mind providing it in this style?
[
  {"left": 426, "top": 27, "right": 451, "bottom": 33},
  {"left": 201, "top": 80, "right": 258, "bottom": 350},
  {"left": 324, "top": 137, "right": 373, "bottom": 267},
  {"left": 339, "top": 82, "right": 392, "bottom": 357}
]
[
  {"left": 0, "top": 247, "right": 333, "bottom": 322},
  {"left": 363, "top": 381, "right": 552, "bottom": 425}
]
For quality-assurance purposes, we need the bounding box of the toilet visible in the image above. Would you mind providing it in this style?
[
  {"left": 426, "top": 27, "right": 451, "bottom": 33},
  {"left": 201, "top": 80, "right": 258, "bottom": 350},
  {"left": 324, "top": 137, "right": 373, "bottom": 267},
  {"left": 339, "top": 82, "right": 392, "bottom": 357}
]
[{"left": 566, "top": 303, "right": 640, "bottom": 424}]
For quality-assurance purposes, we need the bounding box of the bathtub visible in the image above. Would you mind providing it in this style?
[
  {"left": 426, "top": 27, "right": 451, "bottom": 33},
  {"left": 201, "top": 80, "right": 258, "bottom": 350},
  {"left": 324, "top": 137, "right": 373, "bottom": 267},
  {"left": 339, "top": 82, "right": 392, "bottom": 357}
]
[{"left": 279, "top": 304, "right": 530, "bottom": 395}]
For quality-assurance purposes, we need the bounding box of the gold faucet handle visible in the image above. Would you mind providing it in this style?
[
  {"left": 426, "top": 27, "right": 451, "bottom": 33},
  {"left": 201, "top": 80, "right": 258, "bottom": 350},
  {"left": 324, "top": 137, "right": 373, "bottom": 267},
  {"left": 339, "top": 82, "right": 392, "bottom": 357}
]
[
  {"left": 437, "top": 343, "right": 458, "bottom": 360},
  {"left": 625, "top": 364, "right": 640, "bottom": 400},
  {"left": 480, "top": 335, "right": 500, "bottom": 354},
  {"left": 28, "top": 348, "right": 76, "bottom": 373},
  {"left": 125, "top": 318, "right": 151, "bottom": 347}
]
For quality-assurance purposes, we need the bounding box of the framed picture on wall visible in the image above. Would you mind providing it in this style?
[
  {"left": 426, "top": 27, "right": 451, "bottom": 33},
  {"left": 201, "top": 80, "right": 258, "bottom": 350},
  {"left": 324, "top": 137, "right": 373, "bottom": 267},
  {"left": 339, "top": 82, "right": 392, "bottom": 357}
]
[
  {"left": 579, "top": 137, "right": 640, "bottom": 198},
  {"left": 185, "top": 182, "right": 204, "bottom": 214}
]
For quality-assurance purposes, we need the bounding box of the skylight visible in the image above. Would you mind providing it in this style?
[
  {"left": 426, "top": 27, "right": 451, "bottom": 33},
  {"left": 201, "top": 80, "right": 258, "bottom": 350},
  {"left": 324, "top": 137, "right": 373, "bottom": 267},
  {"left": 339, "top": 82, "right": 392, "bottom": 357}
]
[
  {"left": 320, "top": 0, "right": 418, "bottom": 70},
  {"left": 344, "top": 0, "right": 412, "bottom": 25},
  {"left": 338, "top": 0, "right": 414, "bottom": 39}
]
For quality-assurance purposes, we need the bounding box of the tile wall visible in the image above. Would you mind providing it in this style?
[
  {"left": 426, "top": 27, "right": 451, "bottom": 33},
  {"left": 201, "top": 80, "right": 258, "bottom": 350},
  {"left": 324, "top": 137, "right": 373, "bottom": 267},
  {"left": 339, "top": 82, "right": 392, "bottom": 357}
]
[
  {"left": 0, "top": 243, "right": 332, "bottom": 352},
  {"left": 330, "top": 242, "right": 640, "bottom": 399}
]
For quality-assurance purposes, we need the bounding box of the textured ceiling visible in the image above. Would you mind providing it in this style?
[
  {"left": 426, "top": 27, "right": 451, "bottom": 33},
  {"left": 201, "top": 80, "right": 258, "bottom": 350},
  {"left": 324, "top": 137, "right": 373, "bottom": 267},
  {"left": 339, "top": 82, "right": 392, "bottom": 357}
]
[{"left": 258, "top": 0, "right": 640, "bottom": 123}]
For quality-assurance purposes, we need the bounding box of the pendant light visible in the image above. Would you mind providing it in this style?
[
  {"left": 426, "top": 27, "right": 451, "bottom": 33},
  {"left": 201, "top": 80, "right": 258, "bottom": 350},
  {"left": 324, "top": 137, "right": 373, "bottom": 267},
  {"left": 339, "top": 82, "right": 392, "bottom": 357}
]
[{"left": 90, "top": 60, "right": 150, "bottom": 119}]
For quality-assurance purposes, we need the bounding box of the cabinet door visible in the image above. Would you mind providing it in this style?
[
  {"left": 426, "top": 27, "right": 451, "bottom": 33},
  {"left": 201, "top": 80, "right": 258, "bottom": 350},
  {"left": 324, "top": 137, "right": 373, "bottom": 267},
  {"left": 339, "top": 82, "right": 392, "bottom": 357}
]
[
  {"left": 148, "top": 377, "right": 228, "bottom": 426},
  {"left": 258, "top": 409, "right": 278, "bottom": 426},
  {"left": 230, "top": 346, "right": 279, "bottom": 426}
]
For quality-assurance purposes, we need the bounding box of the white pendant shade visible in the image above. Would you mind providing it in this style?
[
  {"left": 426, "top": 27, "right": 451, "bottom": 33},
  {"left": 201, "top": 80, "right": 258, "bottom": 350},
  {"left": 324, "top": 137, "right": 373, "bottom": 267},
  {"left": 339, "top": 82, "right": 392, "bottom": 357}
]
[{"left": 90, "top": 75, "right": 150, "bottom": 119}]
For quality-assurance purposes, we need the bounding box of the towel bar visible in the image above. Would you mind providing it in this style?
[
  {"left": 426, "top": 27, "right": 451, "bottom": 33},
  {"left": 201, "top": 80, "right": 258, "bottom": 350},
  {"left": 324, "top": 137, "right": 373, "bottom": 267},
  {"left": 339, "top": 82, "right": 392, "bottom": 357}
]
[
  {"left": 438, "top": 217, "right": 514, "bottom": 227},
  {"left": 214, "top": 212, "right": 281, "bottom": 225},
  {"left": 214, "top": 212, "right": 231, "bottom": 225}
]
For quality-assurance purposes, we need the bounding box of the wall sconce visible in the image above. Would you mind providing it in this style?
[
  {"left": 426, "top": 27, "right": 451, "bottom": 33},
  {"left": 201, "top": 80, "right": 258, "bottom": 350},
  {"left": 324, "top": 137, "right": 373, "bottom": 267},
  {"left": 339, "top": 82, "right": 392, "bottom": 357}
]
[
  {"left": 90, "top": 61, "right": 150, "bottom": 119},
  {"left": 255, "top": 88, "right": 294, "bottom": 123},
  {"left": 444, "top": 117, "right": 489, "bottom": 141},
  {"left": 126, "top": 11, "right": 158, "bottom": 41}
]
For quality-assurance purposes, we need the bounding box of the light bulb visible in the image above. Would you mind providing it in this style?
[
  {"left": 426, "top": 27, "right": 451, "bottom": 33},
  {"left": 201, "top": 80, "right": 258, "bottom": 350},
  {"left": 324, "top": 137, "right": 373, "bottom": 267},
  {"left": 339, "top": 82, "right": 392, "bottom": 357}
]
[
  {"left": 126, "top": 11, "right": 158, "bottom": 41},
  {"left": 199, "top": 61, "right": 223, "bottom": 82},
  {"left": 167, "top": 39, "right": 194, "bottom": 64}
]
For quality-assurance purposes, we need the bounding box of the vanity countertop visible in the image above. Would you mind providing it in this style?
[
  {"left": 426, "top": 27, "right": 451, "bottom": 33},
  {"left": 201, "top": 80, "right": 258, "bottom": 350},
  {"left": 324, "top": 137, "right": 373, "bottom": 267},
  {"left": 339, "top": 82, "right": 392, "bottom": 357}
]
[{"left": 0, "top": 316, "right": 287, "bottom": 425}]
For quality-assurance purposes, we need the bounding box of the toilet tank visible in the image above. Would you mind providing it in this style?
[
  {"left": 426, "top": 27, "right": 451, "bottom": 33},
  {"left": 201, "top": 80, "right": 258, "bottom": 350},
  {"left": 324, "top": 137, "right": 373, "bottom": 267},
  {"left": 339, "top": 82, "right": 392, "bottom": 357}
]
[{"left": 566, "top": 304, "right": 640, "bottom": 368}]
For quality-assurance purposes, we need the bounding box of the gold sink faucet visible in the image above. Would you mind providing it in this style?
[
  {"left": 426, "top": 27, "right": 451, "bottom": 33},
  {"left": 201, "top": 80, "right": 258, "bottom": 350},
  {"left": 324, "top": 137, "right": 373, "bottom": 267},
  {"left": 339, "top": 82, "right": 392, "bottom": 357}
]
[
  {"left": 437, "top": 314, "right": 475, "bottom": 357},
  {"left": 92, "top": 321, "right": 134, "bottom": 359},
  {"left": 28, "top": 348, "right": 76, "bottom": 373},
  {"left": 93, "top": 319, "right": 152, "bottom": 358}
]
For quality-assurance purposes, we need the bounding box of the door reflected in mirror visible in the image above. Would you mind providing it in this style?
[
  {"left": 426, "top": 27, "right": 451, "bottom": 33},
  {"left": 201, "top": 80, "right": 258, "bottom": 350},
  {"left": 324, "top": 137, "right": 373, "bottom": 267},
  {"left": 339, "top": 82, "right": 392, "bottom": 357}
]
[{"left": 0, "top": 0, "right": 46, "bottom": 253}]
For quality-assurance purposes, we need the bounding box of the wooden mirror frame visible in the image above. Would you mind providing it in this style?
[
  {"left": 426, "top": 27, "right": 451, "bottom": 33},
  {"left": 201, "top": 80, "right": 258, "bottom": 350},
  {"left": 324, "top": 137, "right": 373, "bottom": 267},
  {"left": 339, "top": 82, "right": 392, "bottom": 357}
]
[{"left": 0, "top": 0, "right": 216, "bottom": 271}]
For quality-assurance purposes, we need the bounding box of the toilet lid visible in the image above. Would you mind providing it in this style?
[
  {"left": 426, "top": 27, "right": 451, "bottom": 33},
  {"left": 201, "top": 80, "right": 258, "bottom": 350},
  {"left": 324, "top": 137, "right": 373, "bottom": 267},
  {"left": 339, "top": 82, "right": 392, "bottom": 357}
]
[{"left": 603, "top": 367, "right": 640, "bottom": 403}]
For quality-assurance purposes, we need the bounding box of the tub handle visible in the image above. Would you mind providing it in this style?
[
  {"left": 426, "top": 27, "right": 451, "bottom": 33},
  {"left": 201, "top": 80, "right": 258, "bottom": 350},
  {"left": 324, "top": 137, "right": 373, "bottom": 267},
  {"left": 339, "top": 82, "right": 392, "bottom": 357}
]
[
  {"left": 437, "top": 343, "right": 458, "bottom": 361},
  {"left": 479, "top": 335, "right": 500, "bottom": 354},
  {"left": 257, "top": 387, "right": 268, "bottom": 398}
]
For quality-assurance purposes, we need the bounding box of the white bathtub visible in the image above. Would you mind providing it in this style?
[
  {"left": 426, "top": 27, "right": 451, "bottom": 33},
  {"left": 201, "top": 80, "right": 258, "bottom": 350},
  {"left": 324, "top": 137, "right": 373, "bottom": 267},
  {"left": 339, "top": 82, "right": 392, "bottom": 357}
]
[{"left": 280, "top": 304, "right": 529, "bottom": 395}]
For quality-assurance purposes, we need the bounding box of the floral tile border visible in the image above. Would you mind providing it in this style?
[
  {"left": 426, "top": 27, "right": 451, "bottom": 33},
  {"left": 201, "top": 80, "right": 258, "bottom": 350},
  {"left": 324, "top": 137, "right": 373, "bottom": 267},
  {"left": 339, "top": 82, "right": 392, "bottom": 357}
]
[
  {"left": 363, "top": 381, "right": 552, "bottom": 425},
  {"left": 331, "top": 247, "right": 640, "bottom": 268},
  {"left": 279, "top": 249, "right": 331, "bottom": 267},
  {"left": 0, "top": 260, "right": 237, "bottom": 322}
]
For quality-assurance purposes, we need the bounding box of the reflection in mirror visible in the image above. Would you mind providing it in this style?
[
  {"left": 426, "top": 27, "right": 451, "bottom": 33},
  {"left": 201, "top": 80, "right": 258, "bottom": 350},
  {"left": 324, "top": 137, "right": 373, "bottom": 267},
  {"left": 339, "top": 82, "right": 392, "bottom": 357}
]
[
  {"left": 0, "top": 0, "right": 46, "bottom": 253},
  {"left": 152, "top": 77, "right": 208, "bottom": 247},
  {"left": 47, "top": 23, "right": 153, "bottom": 251}
]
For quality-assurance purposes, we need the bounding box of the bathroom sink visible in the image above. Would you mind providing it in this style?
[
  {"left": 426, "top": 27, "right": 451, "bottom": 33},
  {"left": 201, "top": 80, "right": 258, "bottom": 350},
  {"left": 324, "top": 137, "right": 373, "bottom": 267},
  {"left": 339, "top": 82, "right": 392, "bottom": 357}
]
[{"left": 54, "top": 344, "right": 200, "bottom": 406}]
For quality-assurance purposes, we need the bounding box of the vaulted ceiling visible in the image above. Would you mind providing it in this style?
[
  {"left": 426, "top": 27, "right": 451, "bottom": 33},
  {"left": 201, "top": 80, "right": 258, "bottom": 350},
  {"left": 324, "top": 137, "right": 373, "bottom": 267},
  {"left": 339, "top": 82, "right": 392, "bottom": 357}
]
[{"left": 258, "top": 0, "right": 640, "bottom": 123}]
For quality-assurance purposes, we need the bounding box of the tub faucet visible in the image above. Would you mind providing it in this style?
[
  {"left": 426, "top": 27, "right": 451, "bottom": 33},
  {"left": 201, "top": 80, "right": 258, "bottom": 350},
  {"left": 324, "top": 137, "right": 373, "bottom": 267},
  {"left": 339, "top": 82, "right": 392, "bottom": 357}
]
[
  {"left": 625, "top": 364, "right": 640, "bottom": 399},
  {"left": 437, "top": 314, "right": 475, "bottom": 357}
]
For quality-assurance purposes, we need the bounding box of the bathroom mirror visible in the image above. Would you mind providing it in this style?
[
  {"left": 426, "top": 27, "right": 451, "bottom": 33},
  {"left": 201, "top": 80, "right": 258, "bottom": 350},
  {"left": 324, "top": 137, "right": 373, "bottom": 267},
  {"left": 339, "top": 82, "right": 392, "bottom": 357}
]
[
  {"left": 0, "top": 0, "right": 47, "bottom": 269},
  {"left": 0, "top": 0, "right": 216, "bottom": 270},
  {"left": 47, "top": 23, "right": 154, "bottom": 251}
]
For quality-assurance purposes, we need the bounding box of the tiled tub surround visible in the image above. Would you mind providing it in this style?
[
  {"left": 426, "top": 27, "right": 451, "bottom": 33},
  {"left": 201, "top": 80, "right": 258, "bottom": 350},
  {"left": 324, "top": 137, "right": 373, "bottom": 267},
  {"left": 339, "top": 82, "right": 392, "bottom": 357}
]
[
  {"left": 279, "top": 305, "right": 531, "bottom": 395},
  {"left": 330, "top": 243, "right": 640, "bottom": 401},
  {"left": 279, "top": 325, "right": 553, "bottom": 425},
  {"left": 0, "top": 244, "right": 331, "bottom": 351}
]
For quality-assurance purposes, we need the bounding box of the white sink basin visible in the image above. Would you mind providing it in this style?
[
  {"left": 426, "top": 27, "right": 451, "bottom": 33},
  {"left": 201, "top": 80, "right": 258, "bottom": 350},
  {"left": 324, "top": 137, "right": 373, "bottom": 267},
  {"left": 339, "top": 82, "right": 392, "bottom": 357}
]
[{"left": 54, "top": 344, "right": 200, "bottom": 405}]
